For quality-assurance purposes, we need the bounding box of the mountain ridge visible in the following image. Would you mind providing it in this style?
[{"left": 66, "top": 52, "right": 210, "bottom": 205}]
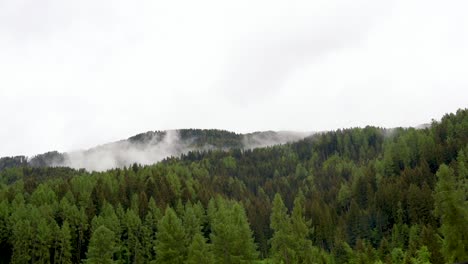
[{"left": 0, "top": 129, "right": 311, "bottom": 171}]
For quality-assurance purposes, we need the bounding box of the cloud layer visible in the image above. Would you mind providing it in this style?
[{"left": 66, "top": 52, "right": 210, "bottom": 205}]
[{"left": 0, "top": 0, "right": 467, "bottom": 157}]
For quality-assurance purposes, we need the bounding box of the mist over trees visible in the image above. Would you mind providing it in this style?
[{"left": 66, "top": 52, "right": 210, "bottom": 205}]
[
  {"left": 0, "top": 108, "right": 467, "bottom": 263},
  {"left": 0, "top": 130, "right": 310, "bottom": 172}
]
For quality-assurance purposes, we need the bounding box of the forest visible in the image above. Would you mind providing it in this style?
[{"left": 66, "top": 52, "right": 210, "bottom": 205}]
[{"left": 0, "top": 108, "right": 467, "bottom": 263}]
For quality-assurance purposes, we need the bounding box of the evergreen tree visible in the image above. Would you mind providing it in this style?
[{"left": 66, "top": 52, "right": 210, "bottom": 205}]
[
  {"left": 269, "top": 193, "right": 296, "bottom": 264},
  {"left": 54, "top": 221, "right": 72, "bottom": 264},
  {"left": 186, "top": 233, "right": 214, "bottom": 264},
  {"left": 182, "top": 202, "right": 203, "bottom": 245},
  {"left": 290, "top": 191, "right": 314, "bottom": 263},
  {"left": 411, "top": 246, "right": 431, "bottom": 264},
  {"left": 122, "top": 209, "right": 143, "bottom": 264},
  {"left": 433, "top": 164, "right": 468, "bottom": 263},
  {"left": 33, "top": 216, "right": 54, "bottom": 264},
  {"left": 85, "top": 225, "right": 116, "bottom": 264},
  {"left": 210, "top": 198, "right": 258, "bottom": 264},
  {"left": 155, "top": 207, "right": 186, "bottom": 264}
]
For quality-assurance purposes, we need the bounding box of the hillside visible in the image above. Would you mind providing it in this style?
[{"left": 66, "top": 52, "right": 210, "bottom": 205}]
[
  {"left": 0, "top": 109, "right": 467, "bottom": 263},
  {"left": 0, "top": 129, "right": 310, "bottom": 172}
]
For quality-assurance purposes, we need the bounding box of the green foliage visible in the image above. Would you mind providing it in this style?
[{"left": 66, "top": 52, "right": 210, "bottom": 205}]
[
  {"left": 209, "top": 198, "right": 258, "bottom": 264},
  {"left": 270, "top": 194, "right": 296, "bottom": 264},
  {"left": 0, "top": 108, "right": 466, "bottom": 263},
  {"left": 433, "top": 163, "right": 468, "bottom": 263},
  {"left": 55, "top": 221, "right": 73, "bottom": 264},
  {"left": 155, "top": 207, "right": 186, "bottom": 264},
  {"left": 186, "top": 233, "right": 214, "bottom": 264},
  {"left": 85, "top": 225, "right": 117, "bottom": 264},
  {"left": 411, "top": 246, "right": 431, "bottom": 264}
]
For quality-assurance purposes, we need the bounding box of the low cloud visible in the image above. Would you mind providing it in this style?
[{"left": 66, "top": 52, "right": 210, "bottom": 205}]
[
  {"left": 25, "top": 130, "right": 311, "bottom": 171},
  {"left": 51, "top": 130, "right": 189, "bottom": 171},
  {"left": 243, "top": 131, "right": 312, "bottom": 149}
]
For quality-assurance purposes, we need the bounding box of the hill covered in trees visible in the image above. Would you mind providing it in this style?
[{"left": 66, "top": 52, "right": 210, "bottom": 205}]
[
  {"left": 0, "top": 109, "right": 467, "bottom": 263},
  {"left": 0, "top": 130, "right": 309, "bottom": 172}
]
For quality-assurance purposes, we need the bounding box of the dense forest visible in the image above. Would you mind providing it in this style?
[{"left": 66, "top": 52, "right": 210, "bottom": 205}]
[{"left": 0, "top": 109, "right": 467, "bottom": 263}]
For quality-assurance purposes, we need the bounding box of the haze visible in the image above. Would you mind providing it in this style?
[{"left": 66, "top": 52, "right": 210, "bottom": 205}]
[{"left": 1, "top": 0, "right": 467, "bottom": 157}]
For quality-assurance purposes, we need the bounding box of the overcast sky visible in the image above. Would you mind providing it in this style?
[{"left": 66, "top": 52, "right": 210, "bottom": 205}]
[{"left": 1, "top": 0, "right": 467, "bottom": 157}]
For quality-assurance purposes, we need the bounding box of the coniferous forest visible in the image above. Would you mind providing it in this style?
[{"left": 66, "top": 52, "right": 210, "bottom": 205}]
[{"left": 0, "top": 109, "right": 467, "bottom": 264}]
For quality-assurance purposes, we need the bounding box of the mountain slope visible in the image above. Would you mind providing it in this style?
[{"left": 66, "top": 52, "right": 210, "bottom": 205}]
[
  {"left": 0, "top": 108, "right": 466, "bottom": 263},
  {"left": 0, "top": 129, "right": 311, "bottom": 171}
]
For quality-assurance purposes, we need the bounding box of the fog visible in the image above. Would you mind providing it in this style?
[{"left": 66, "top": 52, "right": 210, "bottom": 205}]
[
  {"left": 1, "top": 1, "right": 467, "bottom": 158},
  {"left": 36, "top": 130, "right": 311, "bottom": 171},
  {"left": 53, "top": 130, "right": 186, "bottom": 171}
]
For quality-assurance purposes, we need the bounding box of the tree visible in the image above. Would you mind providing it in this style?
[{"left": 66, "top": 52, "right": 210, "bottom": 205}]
[
  {"left": 433, "top": 164, "right": 468, "bottom": 262},
  {"left": 10, "top": 205, "right": 34, "bottom": 264},
  {"left": 411, "top": 246, "right": 431, "bottom": 264},
  {"left": 54, "top": 221, "right": 72, "bottom": 264},
  {"left": 186, "top": 233, "right": 214, "bottom": 264},
  {"left": 209, "top": 198, "right": 258, "bottom": 264},
  {"left": 269, "top": 193, "right": 296, "bottom": 264},
  {"left": 33, "top": 216, "right": 54, "bottom": 264},
  {"left": 290, "top": 191, "right": 314, "bottom": 263},
  {"left": 182, "top": 202, "right": 203, "bottom": 245},
  {"left": 121, "top": 209, "right": 143, "bottom": 263},
  {"left": 85, "top": 225, "right": 117, "bottom": 264},
  {"left": 155, "top": 207, "right": 186, "bottom": 264}
]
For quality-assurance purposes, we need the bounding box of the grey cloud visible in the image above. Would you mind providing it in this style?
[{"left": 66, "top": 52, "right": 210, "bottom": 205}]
[{"left": 219, "top": 1, "right": 392, "bottom": 105}]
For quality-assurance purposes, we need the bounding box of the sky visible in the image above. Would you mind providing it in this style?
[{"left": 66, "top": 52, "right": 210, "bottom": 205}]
[{"left": 0, "top": 0, "right": 467, "bottom": 157}]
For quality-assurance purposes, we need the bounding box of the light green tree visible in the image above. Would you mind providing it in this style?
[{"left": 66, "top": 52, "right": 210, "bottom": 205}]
[
  {"left": 85, "top": 225, "right": 117, "bottom": 264},
  {"left": 155, "top": 207, "right": 187, "bottom": 264},
  {"left": 290, "top": 191, "right": 314, "bottom": 263},
  {"left": 433, "top": 164, "right": 468, "bottom": 263},
  {"left": 269, "top": 193, "right": 296, "bottom": 264},
  {"left": 54, "top": 221, "right": 72, "bottom": 264},
  {"left": 209, "top": 198, "right": 258, "bottom": 264},
  {"left": 186, "top": 232, "right": 214, "bottom": 264},
  {"left": 411, "top": 246, "right": 431, "bottom": 264}
]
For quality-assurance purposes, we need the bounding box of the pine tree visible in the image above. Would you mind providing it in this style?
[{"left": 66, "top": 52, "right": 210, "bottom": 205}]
[
  {"left": 122, "top": 209, "right": 143, "bottom": 264},
  {"left": 85, "top": 225, "right": 116, "bottom": 264},
  {"left": 209, "top": 198, "right": 258, "bottom": 264},
  {"left": 182, "top": 202, "right": 203, "bottom": 245},
  {"left": 269, "top": 193, "right": 296, "bottom": 264},
  {"left": 10, "top": 206, "right": 34, "bottom": 264},
  {"left": 54, "top": 221, "right": 72, "bottom": 264},
  {"left": 155, "top": 207, "right": 186, "bottom": 264},
  {"left": 33, "top": 216, "right": 54, "bottom": 264},
  {"left": 411, "top": 246, "right": 431, "bottom": 264},
  {"left": 186, "top": 232, "right": 214, "bottom": 264},
  {"left": 433, "top": 164, "right": 468, "bottom": 262},
  {"left": 290, "top": 191, "right": 314, "bottom": 263}
]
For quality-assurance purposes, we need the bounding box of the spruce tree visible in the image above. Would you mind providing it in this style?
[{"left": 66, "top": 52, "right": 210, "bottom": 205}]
[
  {"left": 433, "top": 164, "right": 468, "bottom": 262},
  {"left": 290, "top": 191, "right": 314, "bottom": 263},
  {"left": 54, "top": 221, "right": 72, "bottom": 264},
  {"left": 270, "top": 193, "right": 296, "bottom": 264},
  {"left": 186, "top": 233, "right": 214, "bottom": 264},
  {"left": 209, "top": 198, "right": 258, "bottom": 264},
  {"left": 85, "top": 225, "right": 116, "bottom": 264},
  {"left": 155, "top": 207, "right": 186, "bottom": 264}
]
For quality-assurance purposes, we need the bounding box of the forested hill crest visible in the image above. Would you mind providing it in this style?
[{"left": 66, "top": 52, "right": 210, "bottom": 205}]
[
  {"left": 0, "top": 108, "right": 467, "bottom": 263},
  {"left": 0, "top": 129, "right": 310, "bottom": 172}
]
